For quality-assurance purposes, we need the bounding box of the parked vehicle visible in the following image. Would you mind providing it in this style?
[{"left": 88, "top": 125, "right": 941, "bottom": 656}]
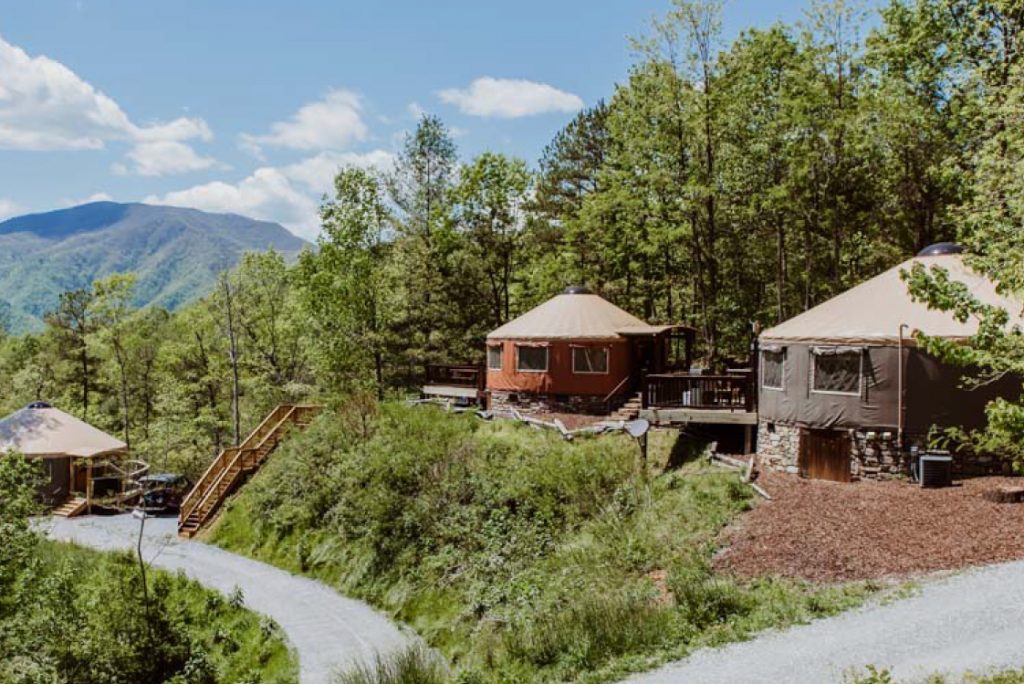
[{"left": 139, "top": 474, "right": 191, "bottom": 513}]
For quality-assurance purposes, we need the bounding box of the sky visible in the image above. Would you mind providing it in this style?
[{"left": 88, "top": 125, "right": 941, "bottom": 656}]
[{"left": 0, "top": 0, "right": 868, "bottom": 240}]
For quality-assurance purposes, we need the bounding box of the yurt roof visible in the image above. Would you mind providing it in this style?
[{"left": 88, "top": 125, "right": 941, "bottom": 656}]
[
  {"left": 0, "top": 404, "right": 127, "bottom": 459},
  {"left": 487, "top": 289, "right": 670, "bottom": 341},
  {"left": 761, "top": 252, "right": 1024, "bottom": 345}
]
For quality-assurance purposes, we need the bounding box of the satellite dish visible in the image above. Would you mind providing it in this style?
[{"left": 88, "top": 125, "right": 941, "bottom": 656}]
[{"left": 625, "top": 418, "right": 650, "bottom": 439}]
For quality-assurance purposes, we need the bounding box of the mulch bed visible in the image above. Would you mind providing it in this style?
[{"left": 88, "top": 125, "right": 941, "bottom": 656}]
[{"left": 714, "top": 470, "right": 1024, "bottom": 583}]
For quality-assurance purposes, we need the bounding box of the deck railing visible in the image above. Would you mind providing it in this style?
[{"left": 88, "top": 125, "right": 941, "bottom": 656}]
[
  {"left": 642, "top": 373, "right": 754, "bottom": 411},
  {"left": 425, "top": 364, "right": 486, "bottom": 390}
]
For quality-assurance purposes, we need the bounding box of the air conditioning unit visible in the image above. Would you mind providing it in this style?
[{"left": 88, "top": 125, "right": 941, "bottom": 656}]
[{"left": 919, "top": 451, "right": 953, "bottom": 488}]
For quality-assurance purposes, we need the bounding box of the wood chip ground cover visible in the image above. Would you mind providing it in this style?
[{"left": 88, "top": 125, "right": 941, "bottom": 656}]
[{"left": 716, "top": 471, "right": 1024, "bottom": 582}]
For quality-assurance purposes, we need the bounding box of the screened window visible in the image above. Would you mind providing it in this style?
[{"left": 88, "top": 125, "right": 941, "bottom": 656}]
[
  {"left": 761, "top": 349, "right": 785, "bottom": 390},
  {"left": 572, "top": 346, "right": 609, "bottom": 374},
  {"left": 487, "top": 345, "right": 503, "bottom": 370},
  {"left": 516, "top": 345, "right": 548, "bottom": 372},
  {"left": 812, "top": 349, "right": 862, "bottom": 395}
]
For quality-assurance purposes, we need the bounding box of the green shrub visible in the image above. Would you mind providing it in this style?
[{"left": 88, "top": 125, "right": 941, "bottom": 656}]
[{"left": 212, "top": 403, "right": 871, "bottom": 682}]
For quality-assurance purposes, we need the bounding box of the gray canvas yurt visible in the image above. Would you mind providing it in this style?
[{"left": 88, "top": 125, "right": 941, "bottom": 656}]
[
  {"left": 756, "top": 244, "right": 1022, "bottom": 481},
  {"left": 0, "top": 402, "right": 127, "bottom": 505}
]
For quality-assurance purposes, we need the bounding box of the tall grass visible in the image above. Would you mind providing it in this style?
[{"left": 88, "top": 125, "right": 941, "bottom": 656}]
[
  {"left": 211, "top": 402, "right": 872, "bottom": 682},
  {"left": 335, "top": 645, "right": 449, "bottom": 684}
]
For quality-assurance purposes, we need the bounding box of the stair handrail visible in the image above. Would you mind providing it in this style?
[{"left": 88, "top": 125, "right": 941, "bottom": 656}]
[
  {"left": 180, "top": 405, "right": 292, "bottom": 520},
  {"left": 180, "top": 447, "right": 239, "bottom": 523},
  {"left": 179, "top": 404, "right": 322, "bottom": 532},
  {"left": 602, "top": 375, "right": 633, "bottom": 415},
  {"left": 180, "top": 405, "right": 302, "bottom": 528}
]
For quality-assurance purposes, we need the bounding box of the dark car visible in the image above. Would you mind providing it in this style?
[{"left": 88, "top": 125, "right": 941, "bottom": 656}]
[{"left": 139, "top": 474, "right": 192, "bottom": 513}]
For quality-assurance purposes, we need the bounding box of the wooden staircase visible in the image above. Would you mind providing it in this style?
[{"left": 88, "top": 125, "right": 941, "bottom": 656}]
[
  {"left": 53, "top": 496, "right": 88, "bottom": 518},
  {"left": 609, "top": 392, "right": 643, "bottom": 421},
  {"left": 177, "top": 404, "right": 321, "bottom": 538}
]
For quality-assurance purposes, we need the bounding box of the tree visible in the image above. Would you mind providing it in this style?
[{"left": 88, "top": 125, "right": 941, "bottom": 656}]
[
  {"left": 234, "top": 250, "right": 309, "bottom": 409},
  {"left": 91, "top": 273, "right": 139, "bottom": 447},
  {"left": 452, "top": 152, "right": 532, "bottom": 329},
  {"left": 298, "top": 167, "right": 397, "bottom": 397},
  {"left": 44, "top": 288, "right": 96, "bottom": 418},
  {"left": 212, "top": 271, "right": 243, "bottom": 445},
  {"left": 387, "top": 115, "right": 459, "bottom": 365}
]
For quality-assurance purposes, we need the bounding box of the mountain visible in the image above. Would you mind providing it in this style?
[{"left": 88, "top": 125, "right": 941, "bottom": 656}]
[{"left": 0, "top": 202, "right": 309, "bottom": 332}]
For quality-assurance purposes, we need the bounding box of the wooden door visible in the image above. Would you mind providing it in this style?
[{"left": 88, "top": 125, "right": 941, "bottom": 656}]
[{"left": 798, "top": 429, "right": 851, "bottom": 482}]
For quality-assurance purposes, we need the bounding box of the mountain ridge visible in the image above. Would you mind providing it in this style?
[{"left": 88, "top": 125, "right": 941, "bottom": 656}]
[{"left": 0, "top": 202, "right": 309, "bottom": 332}]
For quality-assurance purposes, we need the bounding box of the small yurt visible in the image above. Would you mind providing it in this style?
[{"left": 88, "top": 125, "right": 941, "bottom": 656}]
[
  {"left": 485, "top": 286, "right": 687, "bottom": 412},
  {"left": 0, "top": 402, "right": 127, "bottom": 505},
  {"left": 756, "top": 244, "right": 1022, "bottom": 481}
]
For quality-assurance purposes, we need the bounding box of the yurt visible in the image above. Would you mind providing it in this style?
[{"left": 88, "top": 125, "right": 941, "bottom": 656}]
[
  {"left": 485, "top": 286, "right": 691, "bottom": 412},
  {"left": 756, "top": 244, "right": 1022, "bottom": 481},
  {"left": 0, "top": 402, "right": 127, "bottom": 506}
]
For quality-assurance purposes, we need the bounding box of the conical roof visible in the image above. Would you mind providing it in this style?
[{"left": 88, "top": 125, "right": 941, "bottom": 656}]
[
  {"left": 0, "top": 404, "right": 127, "bottom": 458},
  {"left": 761, "top": 253, "right": 1024, "bottom": 345},
  {"left": 487, "top": 290, "right": 668, "bottom": 341}
]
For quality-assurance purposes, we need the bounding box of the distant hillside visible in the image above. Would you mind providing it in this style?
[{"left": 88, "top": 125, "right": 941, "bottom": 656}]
[{"left": 0, "top": 202, "right": 308, "bottom": 332}]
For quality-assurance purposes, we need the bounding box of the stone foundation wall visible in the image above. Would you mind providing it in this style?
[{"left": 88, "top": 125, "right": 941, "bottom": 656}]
[
  {"left": 756, "top": 421, "right": 801, "bottom": 475},
  {"left": 488, "top": 390, "right": 617, "bottom": 415},
  {"left": 757, "top": 419, "right": 1014, "bottom": 480}
]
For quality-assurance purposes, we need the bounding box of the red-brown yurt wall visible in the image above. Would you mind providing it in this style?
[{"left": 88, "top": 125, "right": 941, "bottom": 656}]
[{"left": 486, "top": 339, "right": 632, "bottom": 396}]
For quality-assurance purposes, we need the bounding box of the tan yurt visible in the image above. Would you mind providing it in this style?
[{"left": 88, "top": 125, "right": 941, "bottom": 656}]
[
  {"left": 757, "top": 243, "right": 1022, "bottom": 481},
  {"left": 0, "top": 402, "right": 127, "bottom": 507}
]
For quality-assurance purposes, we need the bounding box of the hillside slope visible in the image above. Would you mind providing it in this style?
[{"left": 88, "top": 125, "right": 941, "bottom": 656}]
[{"left": 0, "top": 202, "right": 308, "bottom": 331}]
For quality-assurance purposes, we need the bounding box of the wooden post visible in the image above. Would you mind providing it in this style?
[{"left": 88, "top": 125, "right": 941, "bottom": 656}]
[
  {"left": 744, "top": 424, "right": 753, "bottom": 455},
  {"left": 86, "top": 459, "right": 93, "bottom": 512}
]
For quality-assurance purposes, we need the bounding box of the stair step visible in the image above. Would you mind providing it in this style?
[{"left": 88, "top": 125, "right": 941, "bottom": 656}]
[{"left": 177, "top": 405, "right": 322, "bottom": 538}]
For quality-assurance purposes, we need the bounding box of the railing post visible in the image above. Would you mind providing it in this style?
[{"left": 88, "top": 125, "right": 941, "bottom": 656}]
[{"left": 641, "top": 373, "right": 649, "bottom": 409}]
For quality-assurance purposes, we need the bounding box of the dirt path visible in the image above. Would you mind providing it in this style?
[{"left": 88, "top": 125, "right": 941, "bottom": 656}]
[
  {"left": 623, "top": 558, "right": 1024, "bottom": 683},
  {"left": 46, "top": 514, "right": 413, "bottom": 684}
]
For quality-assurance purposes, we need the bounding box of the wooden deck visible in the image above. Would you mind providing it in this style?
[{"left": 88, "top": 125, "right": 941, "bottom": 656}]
[
  {"left": 422, "top": 384, "right": 481, "bottom": 399},
  {"left": 639, "top": 407, "right": 757, "bottom": 425}
]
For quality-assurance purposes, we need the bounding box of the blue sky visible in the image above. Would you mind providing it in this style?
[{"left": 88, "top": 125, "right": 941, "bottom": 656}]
[{"left": 0, "top": 0, "right": 872, "bottom": 239}]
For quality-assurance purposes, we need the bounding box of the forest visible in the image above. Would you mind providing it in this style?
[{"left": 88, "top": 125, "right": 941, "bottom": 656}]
[{"left": 0, "top": 0, "right": 1021, "bottom": 475}]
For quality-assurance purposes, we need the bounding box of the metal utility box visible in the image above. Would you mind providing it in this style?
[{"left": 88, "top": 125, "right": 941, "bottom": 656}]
[{"left": 919, "top": 451, "right": 953, "bottom": 488}]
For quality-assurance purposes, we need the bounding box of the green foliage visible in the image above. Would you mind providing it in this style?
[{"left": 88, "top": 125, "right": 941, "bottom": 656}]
[
  {"left": 0, "top": 453, "right": 296, "bottom": 684},
  {"left": 335, "top": 645, "right": 449, "bottom": 684},
  {"left": 211, "top": 403, "right": 871, "bottom": 682}
]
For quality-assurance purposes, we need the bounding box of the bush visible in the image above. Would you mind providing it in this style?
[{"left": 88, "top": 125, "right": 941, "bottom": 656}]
[{"left": 212, "top": 402, "right": 870, "bottom": 682}]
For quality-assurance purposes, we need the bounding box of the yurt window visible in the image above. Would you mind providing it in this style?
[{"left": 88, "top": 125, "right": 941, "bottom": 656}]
[
  {"left": 516, "top": 345, "right": 549, "bottom": 372},
  {"left": 811, "top": 347, "right": 862, "bottom": 396},
  {"left": 572, "top": 346, "right": 609, "bottom": 374},
  {"left": 761, "top": 348, "right": 785, "bottom": 390},
  {"left": 487, "top": 344, "right": 503, "bottom": 370}
]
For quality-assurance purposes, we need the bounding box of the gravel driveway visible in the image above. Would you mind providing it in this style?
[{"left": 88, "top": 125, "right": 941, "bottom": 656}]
[
  {"left": 46, "top": 514, "right": 412, "bottom": 684},
  {"left": 624, "top": 559, "right": 1024, "bottom": 684}
]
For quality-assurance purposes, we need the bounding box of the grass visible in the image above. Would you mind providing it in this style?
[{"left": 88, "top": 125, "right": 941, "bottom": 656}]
[
  {"left": 850, "top": 667, "right": 1024, "bottom": 683},
  {"left": 209, "top": 401, "right": 873, "bottom": 682},
  {"left": 335, "top": 644, "right": 449, "bottom": 684},
  {"left": 33, "top": 540, "right": 298, "bottom": 684}
]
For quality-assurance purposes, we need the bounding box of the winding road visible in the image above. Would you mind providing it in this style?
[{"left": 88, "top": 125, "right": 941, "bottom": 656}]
[
  {"left": 48, "top": 514, "right": 1024, "bottom": 684},
  {"left": 46, "top": 514, "right": 412, "bottom": 684},
  {"left": 624, "top": 559, "right": 1024, "bottom": 683}
]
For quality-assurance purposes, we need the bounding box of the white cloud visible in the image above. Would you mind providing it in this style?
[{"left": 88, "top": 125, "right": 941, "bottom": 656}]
[
  {"left": 123, "top": 140, "right": 222, "bottom": 176},
  {"left": 407, "top": 101, "right": 426, "bottom": 119},
  {"left": 145, "top": 149, "right": 394, "bottom": 240},
  {"left": 239, "top": 89, "right": 368, "bottom": 156},
  {"left": 59, "top": 192, "right": 113, "bottom": 207},
  {"left": 0, "top": 34, "right": 215, "bottom": 174},
  {"left": 281, "top": 150, "right": 395, "bottom": 195},
  {"left": 0, "top": 199, "right": 23, "bottom": 220},
  {"left": 437, "top": 77, "right": 584, "bottom": 118}
]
